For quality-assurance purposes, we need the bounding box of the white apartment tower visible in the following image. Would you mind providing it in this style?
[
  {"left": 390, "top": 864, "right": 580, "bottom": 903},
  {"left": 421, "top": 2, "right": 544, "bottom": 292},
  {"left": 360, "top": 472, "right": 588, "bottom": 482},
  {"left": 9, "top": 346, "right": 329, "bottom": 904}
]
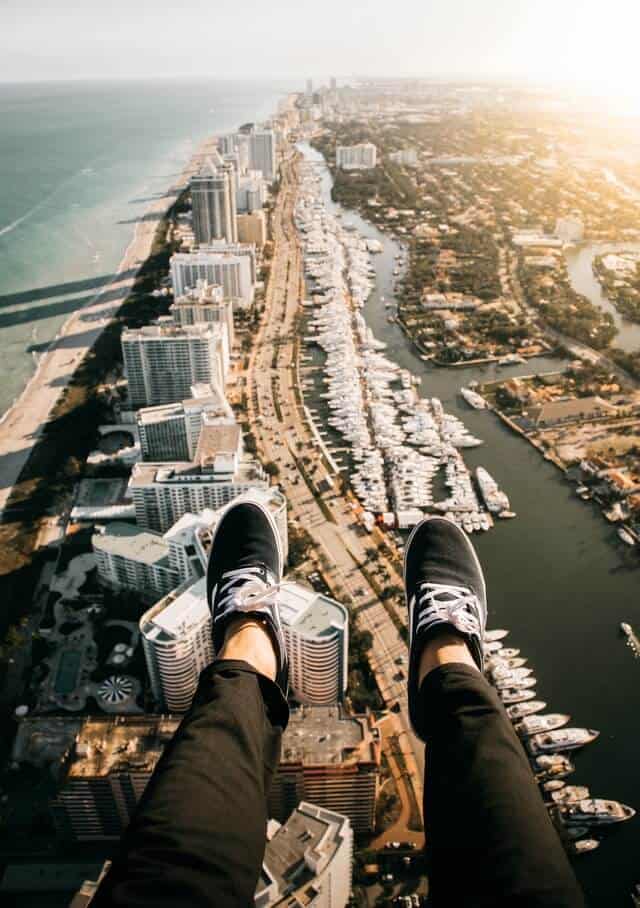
[
  {"left": 137, "top": 384, "right": 234, "bottom": 462},
  {"left": 191, "top": 158, "right": 238, "bottom": 246},
  {"left": 163, "top": 489, "right": 289, "bottom": 584},
  {"left": 170, "top": 245, "right": 256, "bottom": 306},
  {"left": 128, "top": 442, "right": 268, "bottom": 534},
  {"left": 122, "top": 320, "right": 228, "bottom": 408},
  {"left": 336, "top": 143, "right": 377, "bottom": 170},
  {"left": 256, "top": 803, "right": 352, "bottom": 908},
  {"left": 92, "top": 523, "right": 179, "bottom": 602},
  {"left": 249, "top": 130, "right": 278, "bottom": 182},
  {"left": 278, "top": 583, "right": 348, "bottom": 706},
  {"left": 170, "top": 281, "right": 235, "bottom": 348},
  {"left": 140, "top": 578, "right": 214, "bottom": 712}
]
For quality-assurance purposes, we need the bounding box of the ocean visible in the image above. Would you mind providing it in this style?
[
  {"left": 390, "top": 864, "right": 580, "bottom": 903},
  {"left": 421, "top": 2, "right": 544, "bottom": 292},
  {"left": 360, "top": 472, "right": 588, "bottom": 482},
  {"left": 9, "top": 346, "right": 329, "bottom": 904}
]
[{"left": 0, "top": 78, "right": 291, "bottom": 416}]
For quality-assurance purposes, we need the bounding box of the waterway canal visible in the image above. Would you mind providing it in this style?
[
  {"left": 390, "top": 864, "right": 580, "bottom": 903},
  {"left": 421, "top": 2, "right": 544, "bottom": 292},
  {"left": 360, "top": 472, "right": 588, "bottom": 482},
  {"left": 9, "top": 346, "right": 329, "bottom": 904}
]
[{"left": 300, "top": 143, "right": 640, "bottom": 905}]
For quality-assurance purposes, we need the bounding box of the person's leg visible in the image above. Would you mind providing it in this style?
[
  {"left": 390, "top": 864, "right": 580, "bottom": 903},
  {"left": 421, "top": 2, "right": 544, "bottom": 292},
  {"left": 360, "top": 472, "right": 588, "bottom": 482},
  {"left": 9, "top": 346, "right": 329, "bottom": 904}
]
[
  {"left": 419, "top": 633, "right": 584, "bottom": 907},
  {"left": 93, "top": 498, "right": 290, "bottom": 908},
  {"left": 92, "top": 624, "right": 288, "bottom": 908},
  {"left": 404, "top": 517, "right": 584, "bottom": 907}
]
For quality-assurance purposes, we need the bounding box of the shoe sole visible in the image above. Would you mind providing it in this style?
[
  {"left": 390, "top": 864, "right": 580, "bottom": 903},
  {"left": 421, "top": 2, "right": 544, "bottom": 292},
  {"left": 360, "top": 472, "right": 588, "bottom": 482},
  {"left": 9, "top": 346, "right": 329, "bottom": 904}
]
[
  {"left": 403, "top": 515, "right": 487, "bottom": 628},
  {"left": 207, "top": 496, "right": 285, "bottom": 606}
]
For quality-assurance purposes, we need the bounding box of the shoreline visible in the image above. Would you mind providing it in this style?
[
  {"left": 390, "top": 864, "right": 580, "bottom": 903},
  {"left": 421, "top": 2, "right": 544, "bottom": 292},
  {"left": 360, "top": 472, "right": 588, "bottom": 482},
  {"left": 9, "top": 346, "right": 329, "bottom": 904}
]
[{"left": 0, "top": 135, "right": 216, "bottom": 515}]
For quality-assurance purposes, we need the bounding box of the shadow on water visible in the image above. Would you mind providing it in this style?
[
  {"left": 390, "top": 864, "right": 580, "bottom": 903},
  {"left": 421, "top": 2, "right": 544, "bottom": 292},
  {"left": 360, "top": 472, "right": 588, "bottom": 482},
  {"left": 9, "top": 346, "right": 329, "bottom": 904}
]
[
  {"left": 0, "top": 287, "right": 125, "bottom": 332},
  {"left": 0, "top": 271, "right": 137, "bottom": 310}
]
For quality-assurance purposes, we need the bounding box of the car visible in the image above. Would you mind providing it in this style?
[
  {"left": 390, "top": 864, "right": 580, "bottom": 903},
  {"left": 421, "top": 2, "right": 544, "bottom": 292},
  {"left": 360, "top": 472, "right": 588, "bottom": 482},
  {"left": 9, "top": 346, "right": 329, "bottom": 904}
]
[{"left": 382, "top": 873, "right": 394, "bottom": 883}]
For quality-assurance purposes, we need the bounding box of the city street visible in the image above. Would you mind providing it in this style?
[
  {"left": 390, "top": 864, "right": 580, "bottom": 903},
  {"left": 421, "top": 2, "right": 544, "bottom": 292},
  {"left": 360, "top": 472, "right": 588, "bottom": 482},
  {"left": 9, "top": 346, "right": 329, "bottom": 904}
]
[{"left": 246, "top": 151, "right": 425, "bottom": 842}]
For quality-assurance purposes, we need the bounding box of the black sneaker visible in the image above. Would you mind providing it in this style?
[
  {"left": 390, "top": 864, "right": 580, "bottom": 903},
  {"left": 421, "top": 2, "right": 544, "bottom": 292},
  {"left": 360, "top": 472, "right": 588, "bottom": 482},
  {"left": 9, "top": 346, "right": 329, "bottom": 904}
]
[
  {"left": 207, "top": 499, "right": 288, "bottom": 695},
  {"left": 404, "top": 516, "right": 487, "bottom": 740}
]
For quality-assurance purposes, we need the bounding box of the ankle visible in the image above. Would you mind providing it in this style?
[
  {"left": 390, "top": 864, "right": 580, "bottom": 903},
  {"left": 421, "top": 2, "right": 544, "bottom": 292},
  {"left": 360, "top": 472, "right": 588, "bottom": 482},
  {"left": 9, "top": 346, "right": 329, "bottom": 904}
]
[
  {"left": 218, "top": 617, "right": 277, "bottom": 681},
  {"left": 417, "top": 627, "right": 478, "bottom": 688}
]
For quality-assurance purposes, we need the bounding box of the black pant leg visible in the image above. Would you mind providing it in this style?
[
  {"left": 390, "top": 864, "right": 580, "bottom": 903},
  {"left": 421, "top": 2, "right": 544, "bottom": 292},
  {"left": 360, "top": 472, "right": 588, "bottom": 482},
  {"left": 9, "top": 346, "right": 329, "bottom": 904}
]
[
  {"left": 92, "top": 659, "right": 289, "bottom": 908},
  {"left": 420, "top": 663, "right": 584, "bottom": 908}
]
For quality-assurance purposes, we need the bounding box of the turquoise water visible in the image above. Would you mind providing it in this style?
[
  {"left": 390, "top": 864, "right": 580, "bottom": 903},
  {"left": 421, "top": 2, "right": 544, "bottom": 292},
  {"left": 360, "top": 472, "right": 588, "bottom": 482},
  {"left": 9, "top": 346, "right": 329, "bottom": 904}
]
[{"left": 0, "top": 79, "right": 291, "bottom": 415}]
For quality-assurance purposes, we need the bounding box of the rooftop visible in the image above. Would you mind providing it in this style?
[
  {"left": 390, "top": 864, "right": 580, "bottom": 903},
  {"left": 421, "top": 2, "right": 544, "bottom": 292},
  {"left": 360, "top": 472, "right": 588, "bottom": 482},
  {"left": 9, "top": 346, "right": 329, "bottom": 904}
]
[
  {"left": 122, "top": 321, "right": 224, "bottom": 341},
  {"left": 280, "top": 705, "right": 376, "bottom": 766},
  {"left": 140, "top": 578, "right": 210, "bottom": 644},
  {"left": 257, "top": 802, "right": 349, "bottom": 906},
  {"left": 92, "top": 522, "right": 170, "bottom": 567},
  {"left": 66, "top": 716, "right": 180, "bottom": 779},
  {"left": 129, "top": 458, "right": 265, "bottom": 487},
  {"left": 195, "top": 423, "right": 241, "bottom": 463},
  {"left": 278, "top": 582, "right": 347, "bottom": 639},
  {"left": 163, "top": 509, "right": 217, "bottom": 546}
]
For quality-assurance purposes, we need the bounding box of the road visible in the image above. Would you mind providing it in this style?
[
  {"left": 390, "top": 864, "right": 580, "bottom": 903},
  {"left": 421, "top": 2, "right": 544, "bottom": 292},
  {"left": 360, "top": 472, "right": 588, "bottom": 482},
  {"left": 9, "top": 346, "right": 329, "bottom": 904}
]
[{"left": 245, "top": 150, "right": 425, "bottom": 841}]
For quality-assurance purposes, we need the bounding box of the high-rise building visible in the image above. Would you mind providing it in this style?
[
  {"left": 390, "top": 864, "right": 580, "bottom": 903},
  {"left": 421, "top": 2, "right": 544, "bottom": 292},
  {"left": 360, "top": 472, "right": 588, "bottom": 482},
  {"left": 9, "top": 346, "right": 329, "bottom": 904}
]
[
  {"left": 330, "top": 77, "right": 337, "bottom": 92},
  {"left": 249, "top": 130, "right": 278, "bottom": 182},
  {"left": 389, "top": 148, "right": 418, "bottom": 167},
  {"left": 140, "top": 577, "right": 214, "bottom": 712},
  {"left": 237, "top": 210, "right": 267, "bottom": 248},
  {"left": 128, "top": 446, "right": 267, "bottom": 534},
  {"left": 306, "top": 78, "right": 313, "bottom": 96},
  {"left": 122, "top": 321, "right": 228, "bottom": 408},
  {"left": 190, "top": 158, "right": 238, "bottom": 246},
  {"left": 256, "top": 803, "right": 352, "bottom": 908},
  {"left": 51, "top": 716, "right": 179, "bottom": 840},
  {"left": 92, "top": 522, "right": 179, "bottom": 602},
  {"left": 137, "top": 384, "right": 234, "bottom": 462},
  {"left": 170, "top": 245, "right": 256, "bottom": 306},
  {"left": 163, "top": 488, "right": 288, "bottom": 583},
  {"left": 336, "top": 143, "right": 377, "bottom": 170},
  {"left": 269, "top": 706, "right": 380, "bottom": 834},
  {"left": 218, "top": 134, "right": 236, "bottom": 156},
  {"left": 170, "top": 281, "right": 235, "bottom": 348},
  {"left": 236, "top": 172, "right": 267, "bottom": 213},
  {"left": 279, "top": 583, "right": 348, "bottom": 705}
]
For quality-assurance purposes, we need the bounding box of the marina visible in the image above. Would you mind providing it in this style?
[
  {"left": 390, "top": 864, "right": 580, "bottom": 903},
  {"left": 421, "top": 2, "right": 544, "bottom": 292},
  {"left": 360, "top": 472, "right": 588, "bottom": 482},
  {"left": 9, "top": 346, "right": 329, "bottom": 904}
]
[
  {"left": 484, "top": 630, "right": 635, "bottom": 859},
  {"left": 298, "top": 142, "right": 639, "bottom": 902},
  {"left": 295, "top": 158, "right": 511, "bottom": 532}
]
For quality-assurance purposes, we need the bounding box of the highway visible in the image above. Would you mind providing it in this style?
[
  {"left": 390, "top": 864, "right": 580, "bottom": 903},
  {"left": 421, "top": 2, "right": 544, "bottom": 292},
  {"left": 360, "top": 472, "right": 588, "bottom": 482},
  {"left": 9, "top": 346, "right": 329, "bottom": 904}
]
[{"left": 245, "top": 150, "right": 425, "bottom": 841}]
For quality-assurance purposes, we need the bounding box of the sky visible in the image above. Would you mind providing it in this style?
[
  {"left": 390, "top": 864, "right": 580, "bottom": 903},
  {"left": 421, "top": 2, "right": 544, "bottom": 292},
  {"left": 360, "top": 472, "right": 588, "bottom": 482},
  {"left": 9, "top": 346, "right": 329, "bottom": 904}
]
[{"left": 1, "top": 0, "right": 639, "bottom": 107}]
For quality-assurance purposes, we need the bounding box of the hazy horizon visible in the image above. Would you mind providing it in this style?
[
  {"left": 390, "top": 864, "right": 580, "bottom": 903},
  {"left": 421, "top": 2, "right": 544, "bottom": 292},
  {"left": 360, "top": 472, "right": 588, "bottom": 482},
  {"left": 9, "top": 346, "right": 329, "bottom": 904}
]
[{"left": 2, "top": 0, "right": 639, "bottom": 112}]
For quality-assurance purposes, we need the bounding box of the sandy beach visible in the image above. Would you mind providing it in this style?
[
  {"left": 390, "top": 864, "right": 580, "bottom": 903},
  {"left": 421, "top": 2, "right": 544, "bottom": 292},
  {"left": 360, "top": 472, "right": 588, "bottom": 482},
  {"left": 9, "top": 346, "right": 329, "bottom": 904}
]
[{"left": 0, "top": 137, "right": 216, "bottom": 515}]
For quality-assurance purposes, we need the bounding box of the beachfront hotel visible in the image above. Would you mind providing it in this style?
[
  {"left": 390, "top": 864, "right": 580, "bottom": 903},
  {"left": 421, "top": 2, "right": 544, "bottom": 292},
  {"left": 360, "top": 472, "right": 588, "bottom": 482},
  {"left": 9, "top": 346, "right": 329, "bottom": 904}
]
[
  {"left": 92, "top": 522, "right": 179, "bottom": 602},
  {"left": 336, "top": 142, "right": 377, "bottom": 170},
  {"left": 249, "top": 129, "right": 278, "bottom": 182},
  {"left": 51, "top": 716, "right": 180, "bottom": 840},
  {"left": 121, "top": 320, "right": 229, "bottom": 408},
  {"left": 163, "top": 487, "right": 288, "bottom": 583},
  {"left": 236, "top": 171, "right": 267, "bottom": 213},
  {"left": 170, "top": 281, "right": 235, "bottom": 347},
  {"left": 269, "top": 706, "right": 381, "bottom": 834},
  {"left": 170, "top": 243, "right": 256, "bottom": 306},
  {"left": 278, "top": 582, "right": 348, "bottom": 706},
  {"left": 191, "top": 156, "right": 238, "bottom": 246},
  {"left": 140, "top": 578, "right": 214, "bottom": 712},
  {"left": 139, "top": 574, "right": 339, "bottom": 713},
  {"left": 128, "top": 438, "right": 268, "bottom": 533},
  {"left": 257, "top": 803, "right": 352, "bottom": 908},
  {"left": 137, "top": 383, "right": 234, "bottom": 462}
]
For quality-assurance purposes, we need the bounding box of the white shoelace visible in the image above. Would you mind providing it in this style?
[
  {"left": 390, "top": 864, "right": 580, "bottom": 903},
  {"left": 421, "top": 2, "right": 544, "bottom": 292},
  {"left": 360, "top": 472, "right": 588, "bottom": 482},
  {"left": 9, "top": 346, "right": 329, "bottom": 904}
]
[
  {"left": 214, "top": 566, "right": 280, "bottom": 623},
  {"left": 415, "top": 582, "right": 481, "bottom": 637}
]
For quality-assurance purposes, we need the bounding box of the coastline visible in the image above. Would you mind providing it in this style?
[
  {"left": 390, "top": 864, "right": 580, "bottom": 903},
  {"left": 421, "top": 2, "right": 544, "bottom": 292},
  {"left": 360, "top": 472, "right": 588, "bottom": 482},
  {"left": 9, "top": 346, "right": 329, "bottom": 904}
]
[{"left": 0, "top": 135, "right": 216, "bottom": 515}]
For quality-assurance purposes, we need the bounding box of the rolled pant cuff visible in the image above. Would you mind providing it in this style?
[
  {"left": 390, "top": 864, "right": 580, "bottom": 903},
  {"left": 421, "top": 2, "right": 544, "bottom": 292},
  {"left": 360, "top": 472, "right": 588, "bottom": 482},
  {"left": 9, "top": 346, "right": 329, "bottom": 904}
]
[{"left": 198, "top": 658, "right": 290, "bottom": 731}]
